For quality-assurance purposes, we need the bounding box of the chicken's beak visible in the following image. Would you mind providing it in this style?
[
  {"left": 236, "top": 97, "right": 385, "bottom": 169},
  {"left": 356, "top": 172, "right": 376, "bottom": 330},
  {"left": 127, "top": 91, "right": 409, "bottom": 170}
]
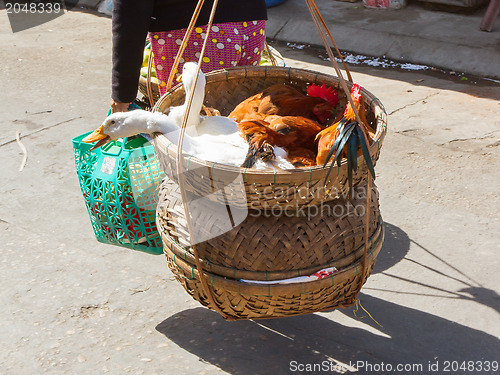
[
  {"left": 82, "top": 125, "right": 111, "bottom": 151},
  {"left": 176, "top": 73, "right": 183, "bottom": 82}
]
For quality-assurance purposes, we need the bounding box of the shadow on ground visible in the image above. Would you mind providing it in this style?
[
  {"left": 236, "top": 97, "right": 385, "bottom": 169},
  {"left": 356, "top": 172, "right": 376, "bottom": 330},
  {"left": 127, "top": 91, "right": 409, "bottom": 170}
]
[
  {"left": 372, "top": 226, "right": 500, "bottom": 316},
  {"left": 373, "top": 222, "right": 410, "bottom": 274},
  {"left": 156, "top": 295, "right": 499, "bottom": 375},
  {"left": 156, "top": 222, "right": 500, "bottom": 374}
]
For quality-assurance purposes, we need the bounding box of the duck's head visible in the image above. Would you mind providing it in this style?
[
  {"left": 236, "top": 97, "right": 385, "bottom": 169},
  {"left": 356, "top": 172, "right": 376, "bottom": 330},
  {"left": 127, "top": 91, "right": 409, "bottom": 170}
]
[
  {"left": 82, "top": 110, "right": 154, "bottom": 150},
  {"left": 178, "top": 62, "right": 206, "bottom": 94}
]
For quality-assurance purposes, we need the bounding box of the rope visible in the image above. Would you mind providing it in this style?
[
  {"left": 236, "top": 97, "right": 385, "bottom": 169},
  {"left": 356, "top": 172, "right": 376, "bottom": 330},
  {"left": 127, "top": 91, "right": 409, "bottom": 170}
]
[
  {"left": 166, "top": 0, "right": 206, "bottom": 91},
  {"left": 174, "top": 0, "right": 230, "bottom": 320},
  {"left": 146, "top": 0, "right": 206, "bottom": 106},
  {"left": 309, "top": 0, "right": 353, "bottom": 82},
  {"left": 146, "top": 49, "right": 155, "bottom": 108},
  {"left": 304, "top": 0, "right": 363, "bottom": 127},
  {"left": 357, "top": 172, "right": 373, "bottom": 296},
  {"left": 264, "top": 41, "right": 278, "bottom": 67},
  {"left": 306, "top": 0, "right": 374, "bottom": 301},
  {"left": 353, "top": 299, "right": 383, "bottom": 327}
]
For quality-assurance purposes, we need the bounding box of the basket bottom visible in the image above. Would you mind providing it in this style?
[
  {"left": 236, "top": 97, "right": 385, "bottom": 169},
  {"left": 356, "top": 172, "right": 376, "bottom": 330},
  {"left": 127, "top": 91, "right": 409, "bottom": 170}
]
[{"left": 164, "top": 224, "right": 384, "bottom": 320}]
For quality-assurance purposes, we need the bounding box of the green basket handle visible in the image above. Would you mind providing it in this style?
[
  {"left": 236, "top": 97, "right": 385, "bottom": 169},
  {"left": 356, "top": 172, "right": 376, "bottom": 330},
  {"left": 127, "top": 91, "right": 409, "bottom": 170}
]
[{"left": 100, "top": 138, "right": 127, "bottom": 157}]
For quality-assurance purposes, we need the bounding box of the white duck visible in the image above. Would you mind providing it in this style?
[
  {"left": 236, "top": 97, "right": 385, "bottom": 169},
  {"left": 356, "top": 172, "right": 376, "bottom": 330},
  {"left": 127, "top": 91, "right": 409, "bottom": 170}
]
[
  {"left": 171, "top": 63, "right": 294, "bottom": 168},
  {"left": 167, "top": 62, "right": 239, "bottom": 137},
  {"left": 83, "top": 63, "right": 296, "bottom": 168},
  {"left": 83, "top": 109, "right": 249, "bottom": 166},
  {"left": 83, "top": 110, "right": 295, "bottom": 169}
]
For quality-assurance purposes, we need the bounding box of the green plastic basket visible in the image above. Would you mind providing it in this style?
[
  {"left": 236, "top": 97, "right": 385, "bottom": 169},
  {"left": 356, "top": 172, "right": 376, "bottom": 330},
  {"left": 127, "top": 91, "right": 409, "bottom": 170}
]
[{"left": 72, "top": 133, "right": 163, "bottom": 254}]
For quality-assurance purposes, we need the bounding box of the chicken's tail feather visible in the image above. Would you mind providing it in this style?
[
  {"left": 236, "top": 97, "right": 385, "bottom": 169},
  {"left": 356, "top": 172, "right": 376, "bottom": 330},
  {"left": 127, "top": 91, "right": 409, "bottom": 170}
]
[
  {"left": 241, "top": 141, "right": 275, "bottom": 168},
  {"left": 238, "top": 120, "right": 277, "bottom": 168}
]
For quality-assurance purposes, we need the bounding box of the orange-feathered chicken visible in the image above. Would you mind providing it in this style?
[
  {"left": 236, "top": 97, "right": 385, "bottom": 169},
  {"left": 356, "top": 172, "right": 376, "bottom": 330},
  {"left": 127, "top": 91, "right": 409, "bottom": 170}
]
[
  {"left": 229, "top": 83, "right": 339, "bottom": 125},
  {"left": 316, "top": 83, "right": 375, "bottom": 166},
  {"left": 238, "top": 115, "right": 324, "bottom": 168}
]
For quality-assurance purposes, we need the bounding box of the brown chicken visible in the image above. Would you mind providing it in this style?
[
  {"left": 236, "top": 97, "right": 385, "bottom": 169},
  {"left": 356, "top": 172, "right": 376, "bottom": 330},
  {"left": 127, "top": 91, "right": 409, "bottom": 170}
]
[
  {"left": 238, "top": 115, "right": 324, "bottom": 168},
  {"left": 229, "top": 83, "right": 339, "bottom": 125},
  {"left": 316, "top": 83, "right": 375, "bottom": 166}
]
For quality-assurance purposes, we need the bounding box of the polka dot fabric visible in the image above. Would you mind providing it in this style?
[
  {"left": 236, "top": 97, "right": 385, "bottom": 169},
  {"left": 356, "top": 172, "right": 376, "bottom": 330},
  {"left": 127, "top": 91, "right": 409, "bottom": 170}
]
[{"left": 149, "top": 20, "right": 265, "bottom": 95}]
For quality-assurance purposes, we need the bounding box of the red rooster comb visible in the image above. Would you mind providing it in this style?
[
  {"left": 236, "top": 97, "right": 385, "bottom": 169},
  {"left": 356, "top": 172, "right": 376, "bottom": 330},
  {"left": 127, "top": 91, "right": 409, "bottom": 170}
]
[
  {"left": 351, "top": 83, "right": 362, "bottom": 102},
  {"left": 343, "top": 83, "right": 363, "bottom": 116},
  {"left": 307, "top": 82, "right": 339, "bottom": 106}
]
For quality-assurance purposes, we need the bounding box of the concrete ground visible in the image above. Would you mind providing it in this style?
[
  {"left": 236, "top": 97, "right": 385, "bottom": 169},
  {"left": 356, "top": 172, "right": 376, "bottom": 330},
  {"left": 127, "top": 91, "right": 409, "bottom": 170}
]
[
  {"left": 1, "top": 6, "right": 499, "bottom": 375},
  {"left": 267, "top": 0, "right": 500, "bottom": 80}
]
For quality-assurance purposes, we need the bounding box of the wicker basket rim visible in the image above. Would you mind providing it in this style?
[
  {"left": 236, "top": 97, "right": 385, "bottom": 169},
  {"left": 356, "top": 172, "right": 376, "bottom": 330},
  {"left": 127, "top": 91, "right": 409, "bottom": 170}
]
[
  {"left": 158, "top": 214, "right": 384, "bottom": 281},
  {"left": 152, "top": 66, "right": 387, "bottom": 177}
]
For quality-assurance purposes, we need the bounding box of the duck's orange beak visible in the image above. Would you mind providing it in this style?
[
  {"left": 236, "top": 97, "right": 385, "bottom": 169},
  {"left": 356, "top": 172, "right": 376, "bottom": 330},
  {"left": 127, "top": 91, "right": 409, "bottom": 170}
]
[{"left": 82, "top": 125, "right": 110, "bottom": 150}]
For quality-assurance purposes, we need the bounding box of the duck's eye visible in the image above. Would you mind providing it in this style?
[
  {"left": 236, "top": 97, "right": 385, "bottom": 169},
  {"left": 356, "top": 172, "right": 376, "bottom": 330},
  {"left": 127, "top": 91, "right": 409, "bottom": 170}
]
[{"left": 110, "top": 120, "right": 115, "bottom": 125}]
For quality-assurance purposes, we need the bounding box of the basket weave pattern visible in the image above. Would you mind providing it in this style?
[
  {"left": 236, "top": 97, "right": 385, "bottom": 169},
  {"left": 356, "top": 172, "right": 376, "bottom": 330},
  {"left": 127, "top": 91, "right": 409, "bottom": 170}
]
[
  {"left": 156, "top": 179, "right": 384, "bottom": 320},
  {"left": 152, "top": 66, "right": 387, "bottom": 210},
  {"left": 161, "top": 220, "right": 384, "bottom": 320},
  {"left": 157, "top": 179, "right": 381, "bottom": 276},
  {"left": 139, "top": 76, "right": 160, "bottom": 104},
  {"left": 152, "top": 66, "right": 387, "bottom": 320}
]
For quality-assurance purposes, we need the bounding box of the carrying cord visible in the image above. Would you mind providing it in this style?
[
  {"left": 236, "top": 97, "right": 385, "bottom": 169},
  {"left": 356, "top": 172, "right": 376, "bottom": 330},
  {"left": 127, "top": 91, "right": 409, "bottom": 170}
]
[
  {"left": 164, "top": 0, "right": 374, "bottom": 319},
  {"left": 173, "top": 0, "right": 232, "bottom": 321},
  {"left": 304, "top": 0, "right": 374, "bottom": 300}
]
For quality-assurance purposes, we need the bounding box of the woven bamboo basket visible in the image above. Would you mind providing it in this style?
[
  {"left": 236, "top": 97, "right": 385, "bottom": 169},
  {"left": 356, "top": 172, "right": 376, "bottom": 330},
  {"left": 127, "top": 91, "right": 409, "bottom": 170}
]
[
  {"left": 151, "top": 66, "right": 387, "bottom": 210},
  {"left": 138, "top": 76, "right": 160, "bottom": 104},
  {"left": 156, "top": 178, "right": 384, "bottom": 320},
  {"left": 157, "top": 178, "right": 381, "bottom": 277},
  {"left": 161, "top": 234, "right": 383, "bottom": 320},
  {"left": 148, "top": 0, "right": 386, "bottom": 320}
]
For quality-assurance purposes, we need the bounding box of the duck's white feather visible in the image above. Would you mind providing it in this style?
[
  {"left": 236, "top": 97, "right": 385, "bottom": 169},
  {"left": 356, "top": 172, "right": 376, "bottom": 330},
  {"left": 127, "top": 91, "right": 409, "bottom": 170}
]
[
  {"left": 168, "top": 62, "right": 240, "bottom": 137},
  {"left": 100, "top": 110, "right": 245, "bottom": 165},
  {"left": 254, "top": 146, "right": 295, "bottom": 170},
  {"left": 101, "top": 109, "right": 294, "bottom": 169},
  {"left": 166, "top": 63, "right": 206, "bottom": 137},
  {"left": 196, "top": 115, "right": 239, "bottom": 136}
]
